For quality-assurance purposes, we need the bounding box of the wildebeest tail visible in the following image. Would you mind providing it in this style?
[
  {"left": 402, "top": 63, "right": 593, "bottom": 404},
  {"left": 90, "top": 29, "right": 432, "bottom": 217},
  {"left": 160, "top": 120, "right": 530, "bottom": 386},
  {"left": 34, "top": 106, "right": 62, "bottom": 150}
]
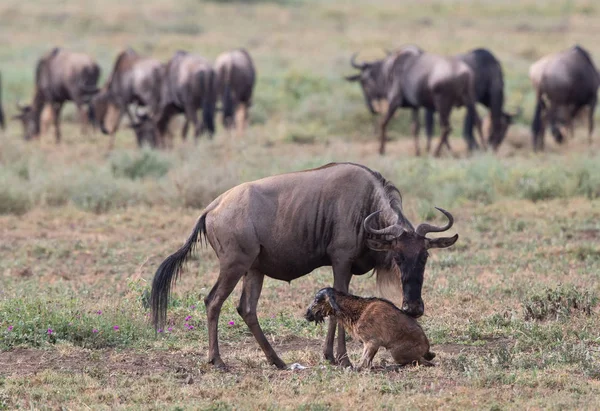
[
  {"left": 199, "top": 69, "right": 216, "bottom": 135},
  {"left": 0, "top": 71, "right": 5, "bottom": 130},
  {"left": 531, "top": 95, "right": 545, "bottom": 148},
  {"left": 151, "top": 214, "right": 208, "bottom": 330}
]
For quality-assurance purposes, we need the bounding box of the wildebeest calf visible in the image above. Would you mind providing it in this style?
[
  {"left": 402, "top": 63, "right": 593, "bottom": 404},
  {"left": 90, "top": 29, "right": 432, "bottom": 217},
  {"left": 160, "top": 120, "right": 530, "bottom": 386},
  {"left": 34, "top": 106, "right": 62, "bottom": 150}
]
[{"left": 305, "top": 288, "right": 435, "bottom": 369}]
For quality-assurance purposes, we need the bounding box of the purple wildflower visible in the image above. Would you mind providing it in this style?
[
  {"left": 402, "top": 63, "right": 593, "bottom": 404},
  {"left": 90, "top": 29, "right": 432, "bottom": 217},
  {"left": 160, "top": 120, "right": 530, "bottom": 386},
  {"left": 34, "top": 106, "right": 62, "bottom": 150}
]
[
  {"left": 96, "top": 310, "right": 102, "bottom": 315},
  {"left": 113, "top": 325, "right": 119, "bottom": 331},
  {"left": 7, "top": 325, "right": 13, "bottom": 331},
  {"left": 188, "top": 325, "right": 194, "bottom": 330},
  {"left": 228, "top": 321, "right": 235, "bottom": 326},
  {"left": 47, "top": 328, "right": 53, "bottom": 335},
  {"left": 158, "top": 329, "right": 163, "bottom": 333},
  {"left": 185, "top": 315, "right": 192, "bottom": 321},
  {"left": 167, "top": 327, "right": 173, "bottom": 332},
  {"left": 92, "top": 329, "right": 99, "bottom": 333},
  {"left": 190, "top": 305, "right": 196, "bottom": 310}
]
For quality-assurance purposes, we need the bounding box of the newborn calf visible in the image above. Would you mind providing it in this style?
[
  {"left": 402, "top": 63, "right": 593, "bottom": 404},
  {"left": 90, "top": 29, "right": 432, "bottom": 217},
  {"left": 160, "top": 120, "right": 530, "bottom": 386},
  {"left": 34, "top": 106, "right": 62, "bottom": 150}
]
[{"left": 305, "top": 288, "right": 435, "bottom": 369}]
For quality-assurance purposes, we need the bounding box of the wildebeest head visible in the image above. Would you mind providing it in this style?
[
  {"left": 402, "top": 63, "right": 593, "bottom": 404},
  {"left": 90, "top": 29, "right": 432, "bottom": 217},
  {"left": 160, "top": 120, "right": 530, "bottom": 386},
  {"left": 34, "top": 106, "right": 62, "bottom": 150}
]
[
  {"left": 305, "top": 288, "right": 340, "bottom": 324},
  {"left": 345, "top": 53, "right": 387, "bottom": 115},
  {"left": 130, "top": 108, "right": 159, "bottom": 148},
  {"left": 13, "top": 102, "right": 39, "bottom": 140},
  {"left": 487, "top": 108, "right": 522, "bottom": 150},
  {"left": 363, "top": 208, "right": 458, "bottom": 318}
]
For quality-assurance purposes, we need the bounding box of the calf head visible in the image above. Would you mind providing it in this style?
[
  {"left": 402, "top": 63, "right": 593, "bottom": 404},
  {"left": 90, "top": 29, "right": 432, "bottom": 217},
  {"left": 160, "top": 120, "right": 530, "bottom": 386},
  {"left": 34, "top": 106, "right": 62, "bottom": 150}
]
[
  {"left": 305, "top": 288, "right": 340, "bottom": 324},
  {"left": 364, "top": 208, "right": 458, "bottom": 318}
]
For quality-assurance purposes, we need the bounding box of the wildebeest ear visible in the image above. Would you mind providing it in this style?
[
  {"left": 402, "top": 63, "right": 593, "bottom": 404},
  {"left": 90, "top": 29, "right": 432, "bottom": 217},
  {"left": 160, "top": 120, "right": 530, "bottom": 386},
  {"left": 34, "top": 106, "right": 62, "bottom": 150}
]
[
  {"left": 426, "top": 234, "right": 459, "bottom": 249},
  {"left": 345, "top": 74, "right": 361, "bottom": 82},
  {"left": 366, "top": 238, "right": 394, "bottom": 251}
]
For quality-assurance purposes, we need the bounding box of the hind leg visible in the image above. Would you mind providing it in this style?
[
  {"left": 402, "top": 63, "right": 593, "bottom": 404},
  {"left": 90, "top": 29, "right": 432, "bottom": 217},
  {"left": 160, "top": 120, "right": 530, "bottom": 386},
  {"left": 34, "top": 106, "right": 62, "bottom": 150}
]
[
  {"left": 433, "top": 98, "right": 453, "bottom": 158},
  {"left": 356, "top": 341, "right": 379, "bottom": 371},
  {"left": 205, "top": 259, "right": 253, "bottom": 368},
  {"left": 237, "top": 270, "right": 286, "bottom": 369},
  {"left": 411, "top": 108, "right": 421, "bottom": 156}
]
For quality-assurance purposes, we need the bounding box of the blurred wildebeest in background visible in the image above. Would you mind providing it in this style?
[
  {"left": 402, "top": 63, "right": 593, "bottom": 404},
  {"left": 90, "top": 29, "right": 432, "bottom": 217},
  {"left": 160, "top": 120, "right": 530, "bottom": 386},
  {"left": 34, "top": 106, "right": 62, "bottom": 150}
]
[
  {"left": 529, "top": 45, "right": 600, "bottom": 151},
  {"left": 90, "top": 48, "right": 163, "bottom": 150},
  {"left": 0, "top": 71, "right": 5, "bottom": 130},
  {"left": 150, "top": 162, "right": 458, "bottom": 369},
  {"left": 380, "top": 46, "right": 483, "bottom": 156},
  {"left": 13, "top": 47, "right": 100, "bottom": 142},
  {"left": 215, "top": 49, "right": 256, "bottom": 136},
  {"left": 456, "top": 48, "right": 520, "bottom": 151},
  {"left": 345, "top": 51, "right": 399, "bottom": 116},
  {"left": 154, "top": 50, "right": 216, "bottom": 142}
]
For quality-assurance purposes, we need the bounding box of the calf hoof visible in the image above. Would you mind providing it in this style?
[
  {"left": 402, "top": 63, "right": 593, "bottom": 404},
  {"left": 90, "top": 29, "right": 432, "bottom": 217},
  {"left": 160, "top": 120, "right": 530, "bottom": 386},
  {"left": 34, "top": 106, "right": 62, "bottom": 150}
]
[{"left": 324, "top": 352, "right": 336, "bottom": 364}]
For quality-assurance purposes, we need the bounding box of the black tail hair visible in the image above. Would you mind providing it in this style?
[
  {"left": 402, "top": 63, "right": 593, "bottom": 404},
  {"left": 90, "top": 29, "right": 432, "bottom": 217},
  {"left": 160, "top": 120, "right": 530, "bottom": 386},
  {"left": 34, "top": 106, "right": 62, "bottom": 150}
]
[
  {"left": 0, "top": 71, "right": 4, "bottom": 130},
  {"left": 222, "top": 84, "right": 234, "bottom": 127},
  {"left": 532, "top": 97, "right": 545, "bottom": 150},
  {"left": 199, "top": 70, "right": 216, "bottom": 136},
  {"left": 151, "top": 214, "right": 208, "bottom": 330}
]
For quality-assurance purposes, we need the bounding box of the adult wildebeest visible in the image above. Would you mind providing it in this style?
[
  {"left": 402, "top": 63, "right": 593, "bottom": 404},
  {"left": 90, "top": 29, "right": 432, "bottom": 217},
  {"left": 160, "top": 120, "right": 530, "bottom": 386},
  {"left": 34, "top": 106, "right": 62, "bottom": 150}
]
[
  {"left": 90, "top": 48, "right": 163, "bottom": 149},
  {"left": 379, "top": 47, "right": 483, "bottom": 156},
  {"left": 530, "top": 45, "right": 600, "bottom": 151},
  {"left": 151, "top": 162, "right": 458, "bottom": 369},
  {"left": 455, "top": 48, "right": 518, "bottom": 151},
  {"left": 13, "top": 48, "right": 100, "bottom": 142},
  {"left": 215, "top": 49, "right": 256, "bottom": 135},
  {"left": 348, "top": 48, "right": 514, "bottom": 153},
  {"left": 154, "top": 50, "right": 217, "bottom": 142}
]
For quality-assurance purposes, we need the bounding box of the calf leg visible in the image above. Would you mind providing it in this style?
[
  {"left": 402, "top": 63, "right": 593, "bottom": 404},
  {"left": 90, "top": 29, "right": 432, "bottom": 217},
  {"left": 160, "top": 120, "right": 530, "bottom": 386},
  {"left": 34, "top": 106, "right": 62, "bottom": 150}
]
[
  {"left": 237, "top": 270, "right": 286, "bottom": 369},
  {"left": 357, "top": 341, "right": 379, "bottom": 371},
  {"left": 379, "top": 103, "right": 399, "bottom": 155}
]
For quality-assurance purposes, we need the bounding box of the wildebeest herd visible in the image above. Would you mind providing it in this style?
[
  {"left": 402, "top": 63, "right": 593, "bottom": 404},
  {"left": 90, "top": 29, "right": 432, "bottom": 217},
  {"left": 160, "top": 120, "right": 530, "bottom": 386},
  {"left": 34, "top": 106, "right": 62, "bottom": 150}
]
[
  {"left": 9, "top": 46, "right": 256, "bottom": 150},
  {"left": 3, "top": 44, "right": 599, "bottom": 157}
]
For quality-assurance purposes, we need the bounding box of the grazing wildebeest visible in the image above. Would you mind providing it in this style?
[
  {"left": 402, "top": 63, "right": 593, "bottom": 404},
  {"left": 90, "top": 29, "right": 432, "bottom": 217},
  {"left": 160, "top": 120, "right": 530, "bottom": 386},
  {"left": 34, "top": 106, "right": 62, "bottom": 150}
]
[
  {"left": 379, "top": 47, "right": 483, "bottom": 156},
  {"left": 151, "top": 162, "right": 458, "bottom": 369},
  {"left": 530, "top": 45, "right": 600, "bottom": 151},
  {"left": 13, "top": 48, "right": 100, "bottom": 142},
  {"left": 215, "top": 49, "right": 256, "bottom": 135},
  {"left": 153, "top": 50, "right": 217, "bottom": 142},
  {"left": 90, "top": 48, "right": 163, "bottom": 150},
  {"left": 455, "top": 48, "right": 518, "bottom": 151},
  {"left": 305, "top": 288, "right": 435, "bottom": 369}
]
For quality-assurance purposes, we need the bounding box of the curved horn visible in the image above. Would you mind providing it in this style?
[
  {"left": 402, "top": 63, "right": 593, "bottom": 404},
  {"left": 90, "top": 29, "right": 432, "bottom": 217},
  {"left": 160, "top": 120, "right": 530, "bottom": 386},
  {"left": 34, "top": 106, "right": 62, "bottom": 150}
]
[
  {"left": 350, "top": 52, "right": 367, "bottom": 70},
  {"left": 364, "top": 210, "right": 403, "bottom": 237},
  {"left": 416, "top": 207, "right": 454, "bottom": 237}
]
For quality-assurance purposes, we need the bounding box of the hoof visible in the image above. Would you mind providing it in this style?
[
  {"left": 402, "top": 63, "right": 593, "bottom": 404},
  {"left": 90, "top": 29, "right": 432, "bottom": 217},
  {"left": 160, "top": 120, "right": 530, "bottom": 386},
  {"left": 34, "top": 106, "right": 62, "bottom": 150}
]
[
  {"left": 209, "top": 357, "right": 228, "bottom": 370},
  {"left": 272, "top": 359, "right": 287, "bottom": 370},
  {"left": 337, "top": 356, "right": 353, "bottom": 368}
]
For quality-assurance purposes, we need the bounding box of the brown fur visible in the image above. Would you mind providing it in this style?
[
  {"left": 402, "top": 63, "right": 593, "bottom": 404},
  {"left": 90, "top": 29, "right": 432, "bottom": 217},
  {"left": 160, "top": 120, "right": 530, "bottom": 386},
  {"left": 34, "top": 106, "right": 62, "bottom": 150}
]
[{"left": 305, "top": 288, "right": 435, "bottom": 369}]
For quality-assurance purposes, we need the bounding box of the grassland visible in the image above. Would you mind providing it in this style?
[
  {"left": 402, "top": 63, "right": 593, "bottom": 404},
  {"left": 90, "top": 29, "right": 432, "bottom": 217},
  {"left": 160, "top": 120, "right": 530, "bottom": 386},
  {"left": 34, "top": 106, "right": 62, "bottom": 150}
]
[{"left": 1, "top": 0, "right": 600, "bottom": 409}]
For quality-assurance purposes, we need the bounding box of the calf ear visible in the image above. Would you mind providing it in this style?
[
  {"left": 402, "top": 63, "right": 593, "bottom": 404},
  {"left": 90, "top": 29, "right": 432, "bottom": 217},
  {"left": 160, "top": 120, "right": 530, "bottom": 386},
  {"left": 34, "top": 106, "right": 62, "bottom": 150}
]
[
  {"left": 345, "top": 74, "right": 361, "bottom": 82},
  {"left": 426, "top": 234, "right": 458, "bottom": 249},
  {"left": 366, "top": 238, "right": 394, "bottom": 251}
]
